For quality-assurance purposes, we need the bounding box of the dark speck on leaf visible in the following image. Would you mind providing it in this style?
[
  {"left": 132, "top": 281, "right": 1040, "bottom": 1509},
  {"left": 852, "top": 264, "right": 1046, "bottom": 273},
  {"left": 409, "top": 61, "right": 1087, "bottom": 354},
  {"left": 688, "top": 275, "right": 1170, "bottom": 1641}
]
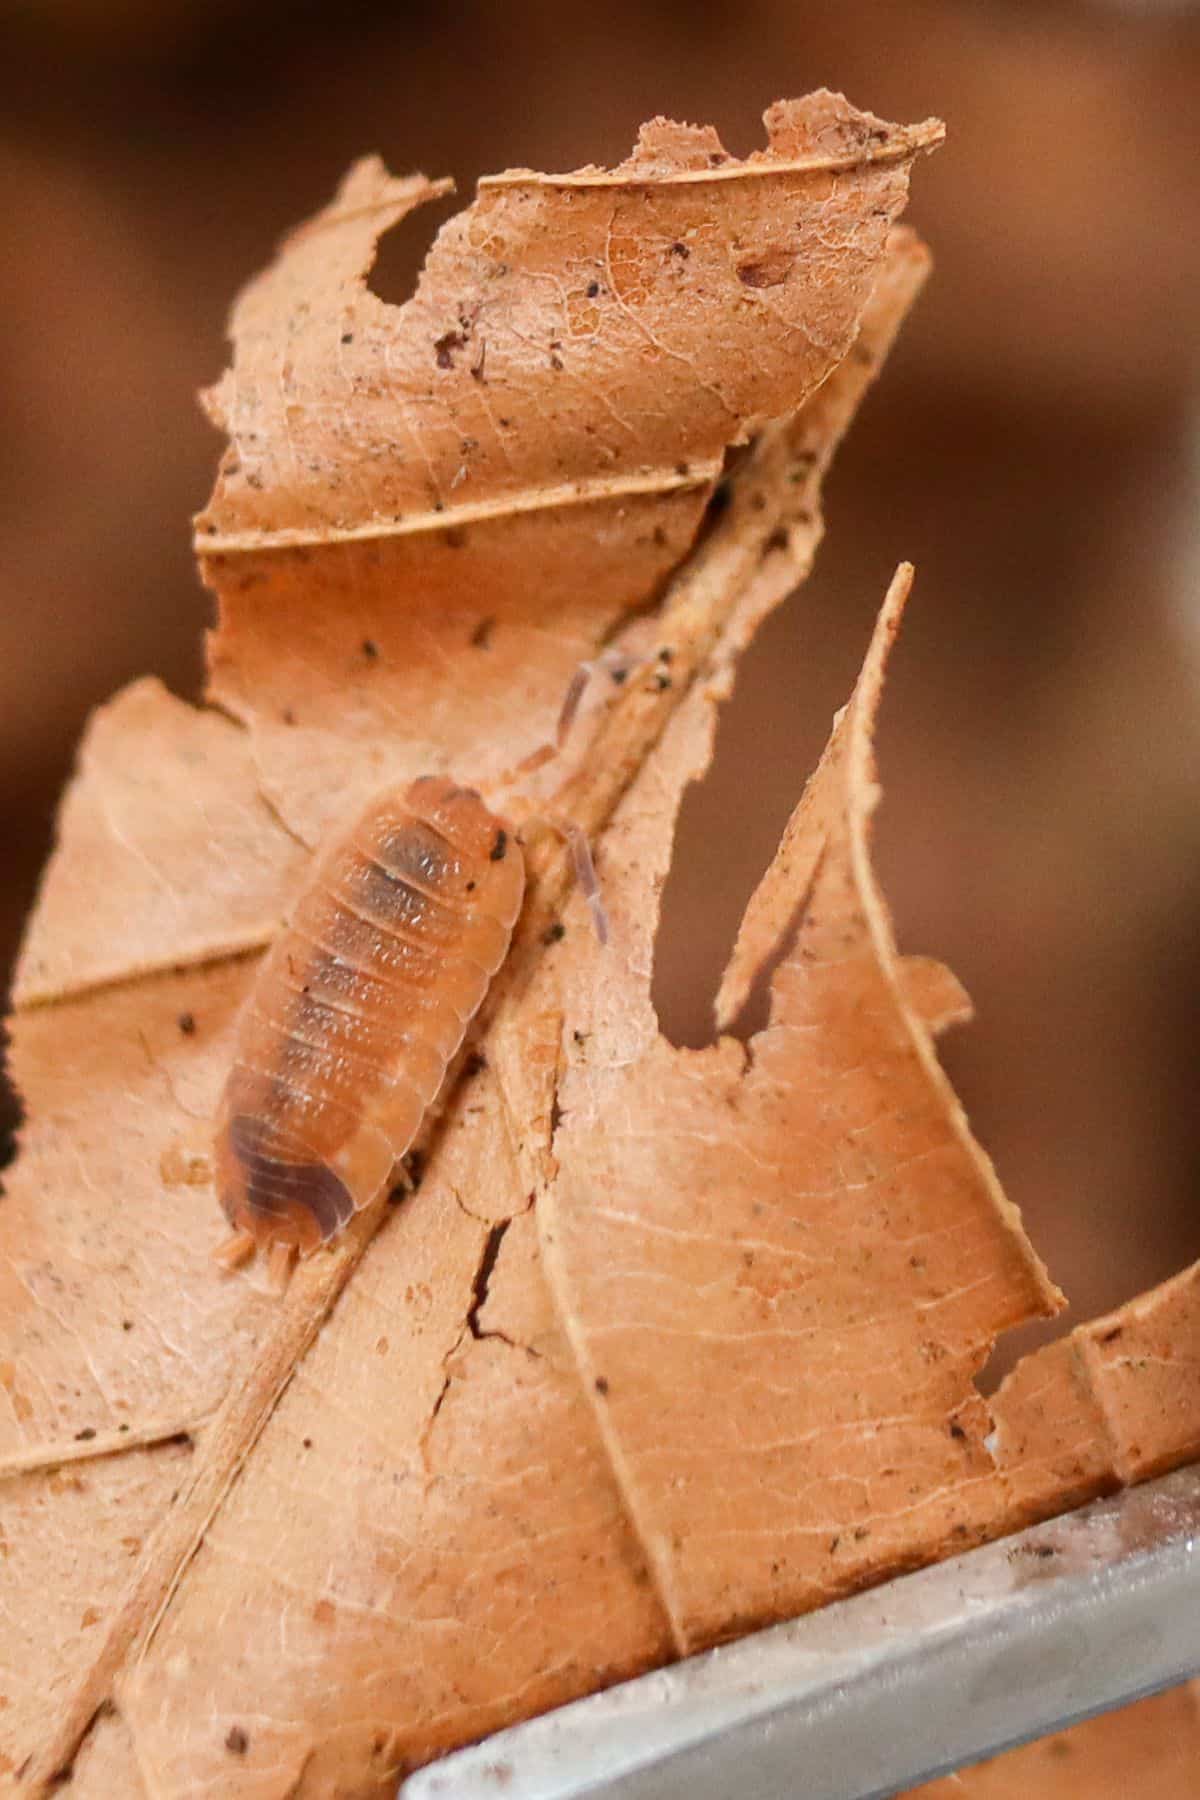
[
  {"left": 361, "top": 638, "right": 379, "bottom": 660},
  {"left": 542, "top": 921, "right": 566, "bottom": 945},
  {"left": 470, "top": 616, "right": 495, "bottom": 650},
  {"left": 434, "top": 330, "right": 467, "bottom": 369},
  {"left": 490, "top": 828, "right": 508, "bottom": 862},
  {"left": 177, "top": 1012, "right": 196, "bottom": 1035},
  {"left": 670, "top": 241, "right": 689, "bottom": 258},
  {"left": 594, "top": 1375, "right": 610, "bottom": 1396},
  {"left": 341, "top": 332, "right": 354, "bottom": 345},
  {"left": 225, "top": 1726, "right": 249, "bottom": 1756},
  {"left": 586, "top": 280, "right": 601, "bottom": 297},
  {"left": 74, "top": 1427, "right": 96, "bottom": 1441}
]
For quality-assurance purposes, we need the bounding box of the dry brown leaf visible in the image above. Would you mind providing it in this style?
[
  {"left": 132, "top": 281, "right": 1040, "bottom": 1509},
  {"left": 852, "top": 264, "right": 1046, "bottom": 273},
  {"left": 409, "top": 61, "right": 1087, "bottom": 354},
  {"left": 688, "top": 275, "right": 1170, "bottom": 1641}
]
[
  {"left": 541, "top": 563, "right": 1061, "bottom": 1653},
  {"left": 197, "top": 94, "right": 942, "bottom": 848},
  {"left": 14, "top": 679, "right": 308, "bottom": 1006},
  {"left": 3, "top": 92, "right": 1197, "bottom": 1799},
  {"left": 987, "top": 1258, "right": 1200, "bottom": 1512}
]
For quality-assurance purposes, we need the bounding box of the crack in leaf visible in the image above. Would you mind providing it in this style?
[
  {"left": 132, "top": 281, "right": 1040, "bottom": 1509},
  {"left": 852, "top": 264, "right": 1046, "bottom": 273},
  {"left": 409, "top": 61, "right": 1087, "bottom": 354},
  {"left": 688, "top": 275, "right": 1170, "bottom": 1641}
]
[{"left": 467, "top": 1221, "right": 510, "bottom": 1339}]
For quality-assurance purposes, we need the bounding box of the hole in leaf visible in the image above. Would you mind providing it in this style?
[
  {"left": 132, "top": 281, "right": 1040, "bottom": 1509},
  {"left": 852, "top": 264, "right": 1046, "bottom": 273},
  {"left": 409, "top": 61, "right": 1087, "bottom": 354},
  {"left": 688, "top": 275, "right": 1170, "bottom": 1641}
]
[
  {"left": 366, "top": 185, "right": 462, "bottom": 309},
  {"left": 973, "top": 905, "right": 1200, "bottom": 1394},
  {"left": 715, "top": 855, "right": 822, "bottom": 1045},
  {"left": 0, "top": 1032, "right": 22, "bottom": 1176},
  {"left": 652, "top": 559, "right": 880, "bottom": 1049}
]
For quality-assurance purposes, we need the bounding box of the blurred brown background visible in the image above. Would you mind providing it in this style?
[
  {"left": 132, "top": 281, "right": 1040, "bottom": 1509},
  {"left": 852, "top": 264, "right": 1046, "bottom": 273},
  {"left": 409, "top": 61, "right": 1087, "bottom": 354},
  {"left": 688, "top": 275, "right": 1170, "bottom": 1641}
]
[{"left": 2, "top": 0, "right": 1198, "bottom": 1375}]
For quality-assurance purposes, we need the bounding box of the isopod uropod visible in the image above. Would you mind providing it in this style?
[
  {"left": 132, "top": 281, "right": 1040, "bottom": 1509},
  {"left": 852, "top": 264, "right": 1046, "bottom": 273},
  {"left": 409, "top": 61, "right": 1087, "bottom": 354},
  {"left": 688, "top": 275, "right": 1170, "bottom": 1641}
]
[{"left": 213, "top": 774, "right": 525, "bottom": 1288}]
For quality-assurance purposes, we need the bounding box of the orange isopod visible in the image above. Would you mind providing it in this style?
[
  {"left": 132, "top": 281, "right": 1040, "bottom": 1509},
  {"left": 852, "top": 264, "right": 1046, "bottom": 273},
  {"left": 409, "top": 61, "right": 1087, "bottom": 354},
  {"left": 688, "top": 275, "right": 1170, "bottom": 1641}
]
[{"left": 213, "top": 774, "right": 525, "bottom": 1287}]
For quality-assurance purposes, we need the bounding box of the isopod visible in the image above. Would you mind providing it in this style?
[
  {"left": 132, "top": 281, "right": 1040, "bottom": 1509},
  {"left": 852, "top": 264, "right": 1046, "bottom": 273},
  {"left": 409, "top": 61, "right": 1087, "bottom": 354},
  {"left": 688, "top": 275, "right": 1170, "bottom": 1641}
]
[
  {"left": 209, "top": 644, "right": 646, "bottom": 1287},
  {"left": 213, "top": 775, "right": 525, "bottom": 1288}
]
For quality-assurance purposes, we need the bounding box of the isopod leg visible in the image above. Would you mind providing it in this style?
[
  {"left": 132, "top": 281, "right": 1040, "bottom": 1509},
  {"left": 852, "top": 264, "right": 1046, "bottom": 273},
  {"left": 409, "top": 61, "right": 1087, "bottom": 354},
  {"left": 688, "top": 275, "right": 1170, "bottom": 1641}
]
[
  {"left": 213, "top": 1228, "right": 256, "bottom": 1271},
  {"left": 562, "top": 819, "right": 608, "bottom": 946},
  {"left": 538, "top": 812, "right": 608, "bottom": 946},
  {"left": 511, "top": 809, "right": 610, "bottom": 946},
  {"left": 266, "top": 1241, "right": 296, "bottom": 1295}
]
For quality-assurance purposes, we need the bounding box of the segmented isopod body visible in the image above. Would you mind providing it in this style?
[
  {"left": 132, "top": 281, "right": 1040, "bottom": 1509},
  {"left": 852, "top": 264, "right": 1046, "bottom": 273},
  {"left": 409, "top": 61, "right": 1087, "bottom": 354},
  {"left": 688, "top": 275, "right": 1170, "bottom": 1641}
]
[{"left": 213, "top": 775, "right": 524, "bottom": 1274}]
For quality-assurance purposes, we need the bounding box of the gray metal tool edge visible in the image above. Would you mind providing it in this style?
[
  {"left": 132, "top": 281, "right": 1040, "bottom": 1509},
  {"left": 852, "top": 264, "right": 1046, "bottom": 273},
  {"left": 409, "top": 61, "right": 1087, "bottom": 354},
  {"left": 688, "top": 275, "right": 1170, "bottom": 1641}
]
[{"left": 405, "top": 1463, "right": 1200, "bottom": 1800}]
